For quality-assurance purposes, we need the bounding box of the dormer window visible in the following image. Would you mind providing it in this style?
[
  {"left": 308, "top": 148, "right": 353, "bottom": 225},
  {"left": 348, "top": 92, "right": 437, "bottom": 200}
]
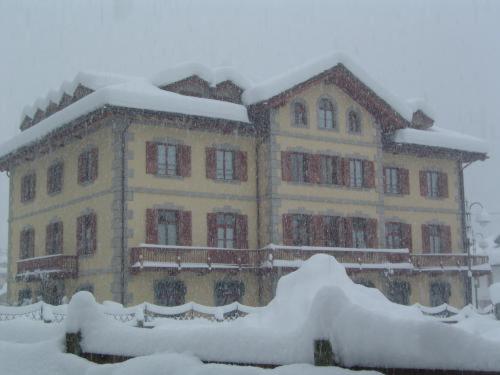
[{"left": 292, "top": 101, "right": 307, "bottom": 127}]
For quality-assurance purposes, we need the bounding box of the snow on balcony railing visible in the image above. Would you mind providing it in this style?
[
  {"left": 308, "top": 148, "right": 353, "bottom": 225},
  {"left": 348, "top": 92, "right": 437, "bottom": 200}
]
[
  {"left": 16, "top": 254, "right": 78, "bottom": 280},
  {"left": 130, "top": 244, "right": 490, "bottom": 274}
]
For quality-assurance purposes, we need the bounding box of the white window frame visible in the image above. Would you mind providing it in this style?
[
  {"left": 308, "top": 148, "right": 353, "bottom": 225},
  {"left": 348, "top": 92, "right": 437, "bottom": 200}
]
[
  {"left": 385, "top": 167, "right": 400, "bottom": 194},
  {"left": 216, "top": 150, "right": 234, "bottom": 181},
  {"left": 350, "top": 159, "right": 363, "bottom": 188},
  {"left": 157, "top": 144, "right": 178, "bottom": 176}
]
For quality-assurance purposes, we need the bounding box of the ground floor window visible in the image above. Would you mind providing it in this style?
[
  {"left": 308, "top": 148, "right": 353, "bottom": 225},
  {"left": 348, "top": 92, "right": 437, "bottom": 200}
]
[
  {"left": 154, "top": 279, "right": 186, "bottom": 306},
  {"left": 214, "top": 280, "right": 245, "bottom": 306},
  {"left": 430, "top": 281, "right": 451, "bottom": 307},
  {"left": 18, "top": 288, "right": 32, "bottom": 305},
  {"left": 387, "top": 280, "right": 411, "bottom": 305}
]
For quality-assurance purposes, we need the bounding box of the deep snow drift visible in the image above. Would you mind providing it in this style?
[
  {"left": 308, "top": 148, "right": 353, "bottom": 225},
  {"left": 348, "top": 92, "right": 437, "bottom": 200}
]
[{"left": 66, "top": 254, "right": 500, "bottom": 371}]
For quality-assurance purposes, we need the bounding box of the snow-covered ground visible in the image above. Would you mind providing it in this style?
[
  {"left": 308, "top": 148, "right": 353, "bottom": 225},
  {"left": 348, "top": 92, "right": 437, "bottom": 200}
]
[{"left": 2, "top": 254, "right": 500, "bottom": 374}]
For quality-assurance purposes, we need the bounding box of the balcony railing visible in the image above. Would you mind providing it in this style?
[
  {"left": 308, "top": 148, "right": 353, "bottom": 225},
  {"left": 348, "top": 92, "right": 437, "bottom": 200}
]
[
  {"left": 16, "top": 254, "right": 78, "bottom": 280},
  {"left": 130, "top": 244, "right": 490, "bottom": 275}
]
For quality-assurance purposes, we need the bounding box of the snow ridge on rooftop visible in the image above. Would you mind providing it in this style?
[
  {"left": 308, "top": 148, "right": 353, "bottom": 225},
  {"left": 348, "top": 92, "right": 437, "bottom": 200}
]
[
  {"left": 242, "top": 51, "right": 416, "bottom": 122},
  {"left": 151, "top": 62, "right": 254, "bottom": 90},
  {"left": 393, "top": 126, "right": 488, "bottom": 154},
  {"left": 0, "top": 78, "right": 250, "bottom": 160},
  {"left": 22, "top": 71, "right": 136, "bottom": 119}
]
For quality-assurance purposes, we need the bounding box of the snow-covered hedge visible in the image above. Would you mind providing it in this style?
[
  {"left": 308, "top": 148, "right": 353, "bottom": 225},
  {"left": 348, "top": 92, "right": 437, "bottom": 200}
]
[{"left": 63, "top": 255, "right": 500, "bottom": 371}]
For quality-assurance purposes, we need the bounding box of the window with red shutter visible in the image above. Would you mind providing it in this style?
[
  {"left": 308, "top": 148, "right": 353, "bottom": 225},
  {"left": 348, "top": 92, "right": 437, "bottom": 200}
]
[
  {"left": 20, "top": 228, "right": 35, "bottom": 259},
  {"left": 47, "top": 162, "right": 64, "bottom": 194},
  {"left": 401, "top": 223, "right": 413, "bottom": 251},
  {"left": 438, "top": 173, "right": 449, "bottom": 198},
  {"left": 177, "top": 145, "right": 191, "bottom": 177},
  {"left": 207, "top": 213, "right": 217, "bottom": 247},
  {"left": 366, "top": 218, "right": 378, "bottom": 248},
  {"left": 342, "top": 217, "right": 353, "bottom": 247},
  {"left": 307, "top": 154, "right": 321, "bottom": 184},
  {"left": 341, "top": 159, "right": 350, "bottom": 187},
  {"left": 281, "top": 151, "right": 292, "bottom": 182},
  {"left": 311, "top": 215, "right": 324, "bottom": 246},
  {"left": 77, "top": 213, "right": 97, "bottom": 255},
  {"left": 205, "top": 148, "right": 217, "bottom": 179},
  {"left": 441, "top": 225, "right": 452, "bottom": 253},
  {"left": 235, "top": 151, "right": 248, "bottom": 182},
  {"left": 400, "top": 168, "right": 410, "bottom": 195},
  {"left": 146, "top": 142, "right": 158, "bottom": 175},
  {"left": 419, "top": 171, "right": 428, "bottom": 197},
  {"left": 21, "top": 173, "right": 36, "bottom": 202},
  {"left": 46, "top": 222, "right": 63, "bottom": 255},
  {"left": 421, "top": 224, "right": 430, "bottom": 253},
  {"left": 319, "top": 155, "right": 339, "bottom": 185},
  {"left": 178, "top": 211, "right": 192, "bottom": 246},
  {"left": 282, "top": 214, "right": 294, "bottom": 245},
  {"left": 385, "top": 222, "right": 402, "bottom": 249},
  {"left": 363, "top": 161, "right": 375, "bottom": 188},
  {"left": 235, "top": 215, "right": 248, "bottom": 249},
  {"left": 145, "top": 209, "right": 158, "bottom": 244},
  {"left": 78, "top": 148, "right": 98, "bottom": 185}
]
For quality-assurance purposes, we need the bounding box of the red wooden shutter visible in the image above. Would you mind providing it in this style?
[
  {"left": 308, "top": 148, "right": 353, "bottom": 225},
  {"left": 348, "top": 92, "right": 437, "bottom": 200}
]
[
  {"left": 419, "top": 171, "right": 428, "bottom": 197},
  {"left": 205, "top": 148, "right": 216, "bottom": 179},
  {"left": 421, "top": 224, "right": 430, "bottom": 253},
  {"left": 90, "top": 148, "right": 98, "bottom": 181},
  {"left": 29, "top": 229, "right": 35, "bottom": 258},
  {"left": 441, "top": 225, "right": 452, "bottom": 253},
  {"left": 207, "top": 213, "right": 217, "bottom": 247},
  {"left": 341, "top": 159, "right": 350, "bottom": 187},
  {"left": 235, "top": 151, "right": 248, "bottom": 182},
  {"left": 145, "top": 209, "right": 158, "bottom": 244},
  {"left": 401, "top": 223, "right": 412, "bottom": 252},
  {"left": 366, "top": 218, "right": 378, "bottom": 248},
  {"left": 146, "top": 142, "right": 158, "bottom": 175},
  {"left": 57, "top": 222, "right": 63, "bottom": 253},
  {"left": 177, "top": 145, "right": 191, "bottom": 177},
  {"left": 363, "top": 160, "right": 375, "bottom": 188},
  {"left": 438, "top": 173, "right": 449, "bottom": 198},
  {"left": 343, "top": 217, "right": 353, "bottom": 247},
  {"left": 178, "top": 211, "right": 192, "bottom": 246},
  {"left": 76, "top": 216, "right": 83, "bottom": 254},
  {"left": 236, "top": 215, "right": 248, "bottom": 249},
  {"left": 400, "top": 168, "right": 410, "bottom": 195},
  {"left": 77, "top": 153, "right": 85, "bottom": 184},
  {"left": 90, "top": 213, "right": 97, "bottom": 253},
  {"left": 312, "top": 215, "right": 324, "bottom": 246},
  {"left": 282, "top": 214, "right": 294, "bottom": 245},
  {"left": 45, "top": 224, "right": 52, "bottom": 254},
  {"left": 307, "top": 154, "right": 321, "bottom": 184},
  {"left": 281, "top": 151, "right": 291, "bottom": 182},
  {"left": 382, "top": 167, "right": 388, "bottom": 193}
]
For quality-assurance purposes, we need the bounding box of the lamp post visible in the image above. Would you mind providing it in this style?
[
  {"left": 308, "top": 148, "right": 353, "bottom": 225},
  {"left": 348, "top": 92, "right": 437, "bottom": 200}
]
[{"left": 465, "top": 201, "right": 491, "bottom": 307}]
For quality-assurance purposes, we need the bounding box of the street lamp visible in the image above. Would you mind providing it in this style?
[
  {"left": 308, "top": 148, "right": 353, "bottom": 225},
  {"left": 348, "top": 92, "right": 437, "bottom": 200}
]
[{"left": 465, "top": 201, "right": 491, "bottom": 307}]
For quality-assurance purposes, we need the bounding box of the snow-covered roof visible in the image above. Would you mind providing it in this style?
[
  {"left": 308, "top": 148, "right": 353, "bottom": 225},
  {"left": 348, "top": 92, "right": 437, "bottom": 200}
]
[
  {"left": 393, "top": 126, "right": 488, "bottom": 154},
  {"left": 151, "top": 62, "right": 253, "bottom": 90},
  {"left": 242, "top": 52, "right": 420, "bottom": 122},
  {"left": 22, "top": 71, "right": 136, "bottom": 120},
  {"left": 0, "top": 79, "right": 250, "bottom": 160}
]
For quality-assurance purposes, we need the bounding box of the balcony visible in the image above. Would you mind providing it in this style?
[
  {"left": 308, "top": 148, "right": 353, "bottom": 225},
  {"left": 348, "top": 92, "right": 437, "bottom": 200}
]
[
  {"left": 130, "top": 245, "right": 490, "bottom": 276},
  {"left": 16, "top": 254, "right": 78, "bottom": 281}
]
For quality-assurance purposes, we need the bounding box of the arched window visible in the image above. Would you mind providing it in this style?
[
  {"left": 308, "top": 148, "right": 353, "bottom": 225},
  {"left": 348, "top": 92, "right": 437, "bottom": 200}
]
[
  {"left": 292, "top": 101, "right": 307, "bottom": 127},
  {"left": 348, "top": 110, "right": 361, "bottom": 133},
  {"left": 318, "top": 98, "right": 335, "bottom": 129}
]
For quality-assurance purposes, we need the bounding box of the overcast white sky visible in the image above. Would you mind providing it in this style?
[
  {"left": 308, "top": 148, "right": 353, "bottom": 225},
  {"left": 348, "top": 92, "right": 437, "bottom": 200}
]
[{"left": 0, "top": 0, "right": 499, "bottom": 249}]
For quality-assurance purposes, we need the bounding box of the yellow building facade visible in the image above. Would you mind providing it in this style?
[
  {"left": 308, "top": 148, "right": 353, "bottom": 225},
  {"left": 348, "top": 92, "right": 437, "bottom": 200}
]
[{"left": 0, "top": 57, "right": 489, "bottom": 308}]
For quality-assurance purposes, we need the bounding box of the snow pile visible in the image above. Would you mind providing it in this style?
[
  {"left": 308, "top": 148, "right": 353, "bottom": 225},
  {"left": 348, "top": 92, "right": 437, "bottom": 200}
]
[
  {"left": 0, "top": 78, "right": 250, "bottom": 160},
  {"left": 151, "top": 62, "right": 253, "bottom": 90},
  {"left": 393, "top": 126, "right": 488, "bottom": 154},
  {"left": 64, "top": 255, "right": 500, "bottom": 370},
  {"left": 489, "top": 283, "right": 500, "bottom": 305}
]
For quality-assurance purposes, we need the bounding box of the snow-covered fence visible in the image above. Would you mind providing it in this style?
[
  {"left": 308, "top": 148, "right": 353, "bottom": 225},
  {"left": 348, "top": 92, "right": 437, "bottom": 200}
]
[{"left": 0, "top": 299, "right": 262, "bottom": 324}]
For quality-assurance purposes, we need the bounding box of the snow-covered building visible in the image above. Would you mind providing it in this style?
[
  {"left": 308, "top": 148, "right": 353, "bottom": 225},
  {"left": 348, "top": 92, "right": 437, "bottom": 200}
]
[{"left": 0, "top": 53, "right": 490, "bottom": 307}]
